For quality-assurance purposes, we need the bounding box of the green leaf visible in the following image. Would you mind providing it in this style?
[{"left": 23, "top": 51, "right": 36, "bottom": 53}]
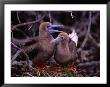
[{"left": 63, "top": 68, "right": 74, "bottom": 77}]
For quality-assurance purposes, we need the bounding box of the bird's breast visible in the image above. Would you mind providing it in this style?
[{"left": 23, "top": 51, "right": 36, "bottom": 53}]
[
  {"left": 40, "top": 39, "right": 54, "bottom": 52},
  {"left": 55, "top": 45, "right": 71, "bottom": 62}
]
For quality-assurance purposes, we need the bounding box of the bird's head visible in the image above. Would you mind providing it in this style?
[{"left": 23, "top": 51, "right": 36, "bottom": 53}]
[
  {"left": 39, "top": 22, "right": 50, "bottom": 32},
  {"left": 39, "top": 22, "right": 63, "bottom": 34},
  {"left": 50, "top": 32, "right": 69, "bottom": 44},
  {"left": 58, "top": 32, "right": 69, "bottom": 40}
]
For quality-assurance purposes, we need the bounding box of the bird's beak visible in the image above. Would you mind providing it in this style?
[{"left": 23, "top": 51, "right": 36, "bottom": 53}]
[
  {"left": 47, "top": 24, "right": 64, "bottom": 29},
  {"left": 48, "top": 29, "right": 63, "bottom": 33},
  {"left": 50, "top": 36, "right": 62, "bottom": 44},
  {"left": 47, "top": 24, "right": 64, "bottom": 33}
]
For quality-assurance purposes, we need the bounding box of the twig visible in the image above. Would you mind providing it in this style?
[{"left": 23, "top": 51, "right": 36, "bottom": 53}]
[
  {"left": 12, "top": 38, "right": 38, "bottom": 65},
  {"left": 11, "top": 42, "right": 30, "bottom": 65},
  {"left": 12, "top": 36, "right": 37, "bottom": 46},
  {"left": 11, "top": 49, "right": 22, "bottom": 63},
  {"left": 28, "top": 24, "right": 33, "bottom": 30},
  {"left": 13, "top": 28, "right": 29, "bottom": 38},
  {"left": 11, "top": 49, "right": 30, "bottom": 63},
  {"left": 81, "top": 12, "right": 92, "bottom": 47},
  {"left": 11, "top": 48, "right": 33, "bottom": 70},
  {"left": 49, "top": 11, "right": 52, "bottom": 23},
  {"left": 77, "top": 12, "right": 92, "bottom": 52},
  {"left": 77, "top": 61, "right": 100, "bottom": 67},
  {"left": 12, "top": 61, "right": 26, "bottom": 66},
  {"left": 17, "top": 11, "right": 21, "bottom": 23},
  {"left": 88, "top": 33, "right": 100, "bottom": 48},
  {"left": 22, "top": 50, "right": 30, "bottom": 64},
  {"left": 24, "top": 72, "right": 33, "bottom": 77},
  {"left": 11, "top": 42, "right": 20, "bottom": 50},
  {"left": 12, "top": 13, "right": 46, "bottom": 30}
]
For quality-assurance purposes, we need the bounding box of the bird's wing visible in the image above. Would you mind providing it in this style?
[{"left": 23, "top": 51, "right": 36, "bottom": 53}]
[
  {"left": 68, "top": 39, "right": 77, "bottom": 60},
  {"left": 69, "top": 39, "right": 77, "bottom": 53},
  {"left": 68, "top": 29, "right": 78, "bottom": 59}
]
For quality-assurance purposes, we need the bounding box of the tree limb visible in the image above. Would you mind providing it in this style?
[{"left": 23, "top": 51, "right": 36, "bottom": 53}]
[{"left": 12, "top": 13, "right": 46, "bottom": 30}]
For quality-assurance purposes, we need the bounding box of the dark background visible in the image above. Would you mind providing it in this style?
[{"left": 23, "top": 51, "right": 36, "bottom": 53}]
[{"left": 11, "top": 11, "right": 100, "bottom": 77}]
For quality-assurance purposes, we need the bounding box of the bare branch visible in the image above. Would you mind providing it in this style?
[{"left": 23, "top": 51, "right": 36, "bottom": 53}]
[
  {"left": 17, "top": 11, "right": 21, "bottom": 23},
  {"left": 77, "top": 12, "right": 92, "bottom": 52},
  {"left": 11, "top": 42, "right": 20, "bottom": 50},
  {"left": 12, "top": 36, "right": 37, "bottom": 46},
  {"left": 11, "top": 49, "right": 22, "bottom": 63},
  {"left": 49, "top": 11, "right": 52, "bottom": 23},
  {"left": 24, "top": 72, "right": 33, "bottom": 77},
  {"left": 88, "top": 33, "right": 100, "bottom": 48},
  {"left": 28, "top": 24, "right": 33, "bottom": 30},
  {"left": 12, "top": 13, "right": 46, "bottom": 30},
  {"left": 77, "top": 61, "right": 100, "bottom": 67}
]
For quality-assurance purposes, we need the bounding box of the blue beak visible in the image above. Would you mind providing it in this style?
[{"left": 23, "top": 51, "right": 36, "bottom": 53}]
[
  {"left": 48, "top": 29, "right": 63, "bottom": 33},
  {"left": 47, "top": 24, "right": 64, "bottom": 29},
  {"left": 47, "top": 24, "right": 64, "bottom": 33},
  {"left": 50, "top": 36, "right": 62, "bottom": 44}
]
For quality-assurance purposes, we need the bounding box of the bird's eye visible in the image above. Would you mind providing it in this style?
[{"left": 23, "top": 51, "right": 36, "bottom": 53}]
[{"left": 60, "top": 36, "right": 64, "bottom": 39}]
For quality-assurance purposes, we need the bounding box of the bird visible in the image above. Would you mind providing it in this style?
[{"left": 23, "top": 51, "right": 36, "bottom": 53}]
[
  {"left": 51, "top": 31, "right": 78, "bottom": 66},
  {"left": 21, "top": 22, "right": 63, "bottom": 68}
]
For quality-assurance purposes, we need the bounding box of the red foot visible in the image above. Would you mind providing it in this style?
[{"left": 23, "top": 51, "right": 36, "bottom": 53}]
[
  {"left": 67, "top": 66, "right": 76, "bottom": 71},
  {"left": 35, "top": 63, "right": 46, "bottom": 70}
]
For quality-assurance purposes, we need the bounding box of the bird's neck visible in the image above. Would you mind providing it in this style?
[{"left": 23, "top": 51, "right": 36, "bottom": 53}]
[
  {"left": 58, "top": 41, "right": 70, "bottom": 53},
  {"left": 60, "top": 41, "right": 69, "bottom": 47},
  {"left": 39, "top": 31, "right": 53, "bottom": 39}
]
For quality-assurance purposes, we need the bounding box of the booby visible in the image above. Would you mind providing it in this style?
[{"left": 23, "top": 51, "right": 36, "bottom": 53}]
[
  {"left": 51, "top": 31, "right": 78, "bottom": 65},
  {"left": 21, "top": 22, "right": 63, "bottom": 67}
]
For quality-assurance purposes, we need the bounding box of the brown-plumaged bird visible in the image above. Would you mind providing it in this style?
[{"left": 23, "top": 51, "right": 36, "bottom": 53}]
[
  {"left": 21, "top": 22, "right": 63, "bottom": 67},
  {"left": 51, "top": 32, "right": 77, "bottom": 65}
]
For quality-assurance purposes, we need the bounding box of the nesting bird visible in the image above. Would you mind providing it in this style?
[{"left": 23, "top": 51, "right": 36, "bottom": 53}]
[
  {"left": 22, "top": 22, "right": 63, "bottom": 67},
  {"left": 51, "top": 30, "right": 78, "bottom": 65}
]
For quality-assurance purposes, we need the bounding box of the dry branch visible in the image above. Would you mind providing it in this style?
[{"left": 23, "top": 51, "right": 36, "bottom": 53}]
[
  {"left": 17, "top": 11, "right": 21, "bottom": 23},
  {"left": 88, "top": 33, "right": 100, "bottom": 48},
  {"left": 12, "top": 13, "right": 46, "bottom": 30},
  {"left": 77, "top": 12, "right": 92, "bottom": 52},
  {"left": 77, "top": 61, "right": 100, "bottom": 67}
]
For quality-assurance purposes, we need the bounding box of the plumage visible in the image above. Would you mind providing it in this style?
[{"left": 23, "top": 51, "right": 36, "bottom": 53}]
[
  {"left": 51, "top": 32, "right": 77, "bottom": 65},
  {"left": 21, "top": 22, "right": 63, "bottom": 67}
]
